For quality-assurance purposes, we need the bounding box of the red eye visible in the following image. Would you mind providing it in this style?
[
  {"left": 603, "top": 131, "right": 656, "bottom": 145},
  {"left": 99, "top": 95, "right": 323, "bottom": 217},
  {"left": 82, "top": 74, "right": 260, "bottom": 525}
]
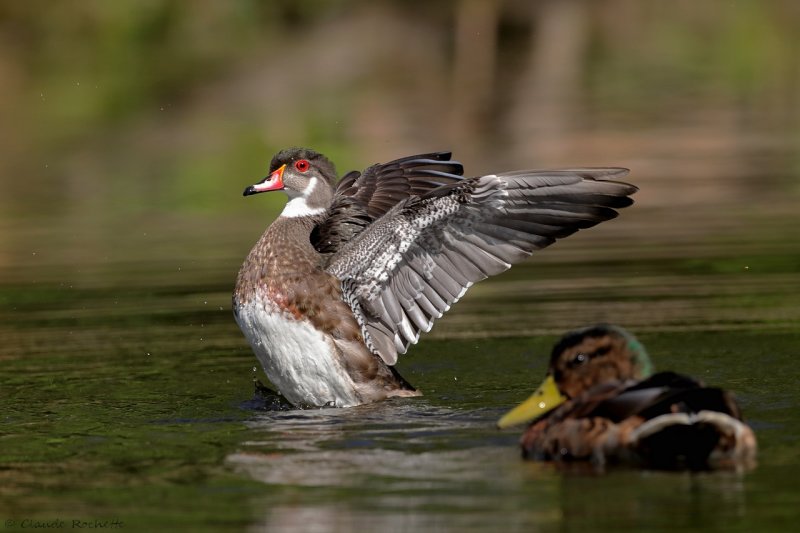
[{"left": 295, "top": 159, "right": 310, "bottom": 172}]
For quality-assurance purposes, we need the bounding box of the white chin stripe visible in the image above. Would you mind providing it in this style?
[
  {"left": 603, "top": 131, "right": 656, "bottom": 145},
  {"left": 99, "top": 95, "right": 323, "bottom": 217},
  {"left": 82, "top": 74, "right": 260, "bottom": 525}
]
[
  {"left": 281, "top": 198, "right": 326, "bottom": 218},
  {"left": 280, "top": 177, "right": 326, "bottom": 218}
]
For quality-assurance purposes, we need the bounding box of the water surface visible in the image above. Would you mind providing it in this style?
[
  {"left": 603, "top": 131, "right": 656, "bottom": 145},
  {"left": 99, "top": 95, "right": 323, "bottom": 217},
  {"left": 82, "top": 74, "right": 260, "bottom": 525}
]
[{"left": 2, "top": 218, "right": 798, "bottom": 531}]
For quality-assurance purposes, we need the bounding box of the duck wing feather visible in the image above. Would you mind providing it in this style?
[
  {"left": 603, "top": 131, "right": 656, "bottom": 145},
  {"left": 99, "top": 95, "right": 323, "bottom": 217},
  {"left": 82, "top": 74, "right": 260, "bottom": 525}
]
[
  {"left": 326, "top": 169, "right": 637, "bottom": 365},
  {"left": 311, "top": 152, "right": 465, "bottom": 255}
]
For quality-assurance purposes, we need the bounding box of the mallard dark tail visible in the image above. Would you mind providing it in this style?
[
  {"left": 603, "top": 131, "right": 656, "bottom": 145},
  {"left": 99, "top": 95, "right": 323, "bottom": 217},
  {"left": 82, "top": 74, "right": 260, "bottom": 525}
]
[{"left": 629, "top": 411, "right": 757, "bottom": 470}]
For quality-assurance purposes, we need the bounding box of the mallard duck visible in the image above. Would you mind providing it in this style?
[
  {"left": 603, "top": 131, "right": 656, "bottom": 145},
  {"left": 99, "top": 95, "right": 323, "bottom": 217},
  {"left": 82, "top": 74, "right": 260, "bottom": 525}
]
[
  {"left": 233, "top": 149, "right": 636, "bottom": 408},
  {"left": 498, "top": 325, "right": 757, "bottom": 470}
]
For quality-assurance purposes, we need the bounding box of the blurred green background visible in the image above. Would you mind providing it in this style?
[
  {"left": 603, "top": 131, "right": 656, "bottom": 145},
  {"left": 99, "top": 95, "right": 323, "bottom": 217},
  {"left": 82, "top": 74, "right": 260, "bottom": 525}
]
[{"left": 1, "top": 0, "right": 798, "bottom": 290}]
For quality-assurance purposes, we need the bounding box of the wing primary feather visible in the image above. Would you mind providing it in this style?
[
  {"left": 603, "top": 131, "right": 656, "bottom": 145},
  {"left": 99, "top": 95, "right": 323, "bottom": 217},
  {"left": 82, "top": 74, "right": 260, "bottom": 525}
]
[
  {"left": 327, "top": 160, "right": 636, "bottom": 366},
  {"left": 449, "top": 239, "right": 508, "bottom": 277}
]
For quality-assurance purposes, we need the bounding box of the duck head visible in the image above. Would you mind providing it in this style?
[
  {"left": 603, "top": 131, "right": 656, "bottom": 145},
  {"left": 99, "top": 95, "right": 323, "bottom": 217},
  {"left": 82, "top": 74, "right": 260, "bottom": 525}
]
[
  {"left": 498, "top": 325, "right": 653, "bottom": 428},
  {"left": 243, "top": 147, "right": 337, "bottom": 218}
]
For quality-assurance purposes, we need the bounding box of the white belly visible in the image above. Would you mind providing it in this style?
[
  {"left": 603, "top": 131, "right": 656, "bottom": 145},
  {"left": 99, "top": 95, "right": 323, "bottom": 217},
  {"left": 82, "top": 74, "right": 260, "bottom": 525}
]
[{"left": 234, "top": 297, "right": 361, "bottom": 408}]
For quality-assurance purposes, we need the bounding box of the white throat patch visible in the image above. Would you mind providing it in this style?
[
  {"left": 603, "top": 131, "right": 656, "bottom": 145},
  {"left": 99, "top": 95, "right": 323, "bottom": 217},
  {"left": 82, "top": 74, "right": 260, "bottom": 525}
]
[{"left": 281, "top": 177, "right": 327, "bottom": 218}]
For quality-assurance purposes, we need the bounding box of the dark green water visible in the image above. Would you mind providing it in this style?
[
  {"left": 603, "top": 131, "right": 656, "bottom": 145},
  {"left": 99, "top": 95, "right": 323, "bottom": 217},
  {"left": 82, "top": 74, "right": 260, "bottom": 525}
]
[{"left": 2, "top": 216, "right": 798, "bottom": 532}]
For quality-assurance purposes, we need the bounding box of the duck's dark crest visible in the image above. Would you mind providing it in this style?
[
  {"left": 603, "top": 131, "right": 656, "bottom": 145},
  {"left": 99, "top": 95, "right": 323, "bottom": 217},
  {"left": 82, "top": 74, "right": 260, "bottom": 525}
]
[{"left": 270, "top": 147, "right": 338, "bottom": 186}]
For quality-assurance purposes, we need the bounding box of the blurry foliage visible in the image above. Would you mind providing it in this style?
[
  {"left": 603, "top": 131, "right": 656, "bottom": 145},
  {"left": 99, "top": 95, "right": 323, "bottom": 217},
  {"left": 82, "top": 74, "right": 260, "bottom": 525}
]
[
  {"left": 0, "top": 3, "right": 791, "bottom": 129},
  {"left": 0, "top": 1, "right": 369, "bottom": 132},
  {"left": 584, "top": 1, "right": 800, "bottom": 124},
  {"left": 0, "top": 0, "right": 798, "bottom": 219},
  {"left": 3, "top": 2, "right": 250, "bottom": 131}
]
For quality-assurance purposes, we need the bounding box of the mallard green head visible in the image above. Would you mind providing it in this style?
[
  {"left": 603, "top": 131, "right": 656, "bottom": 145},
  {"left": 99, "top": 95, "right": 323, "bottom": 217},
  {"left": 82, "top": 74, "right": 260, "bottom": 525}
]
[{"left": 498, "top": 324, "right": 652, "bottom": 428}]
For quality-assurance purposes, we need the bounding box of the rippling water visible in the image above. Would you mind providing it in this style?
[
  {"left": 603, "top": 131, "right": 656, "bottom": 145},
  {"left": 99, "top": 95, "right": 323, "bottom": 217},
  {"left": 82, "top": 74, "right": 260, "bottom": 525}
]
[{"left": 2, "top": 203, "right": 798, "bottom": 531}]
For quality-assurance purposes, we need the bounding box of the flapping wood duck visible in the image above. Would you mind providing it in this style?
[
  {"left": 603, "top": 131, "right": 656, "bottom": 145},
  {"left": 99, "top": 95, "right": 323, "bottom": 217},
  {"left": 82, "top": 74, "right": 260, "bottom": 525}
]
[
  {"left": 233, "top": 148, "right": 637, "bottom": 408},
  {"left": 498, "top": 325, "right": 757, "bottom": 470}
]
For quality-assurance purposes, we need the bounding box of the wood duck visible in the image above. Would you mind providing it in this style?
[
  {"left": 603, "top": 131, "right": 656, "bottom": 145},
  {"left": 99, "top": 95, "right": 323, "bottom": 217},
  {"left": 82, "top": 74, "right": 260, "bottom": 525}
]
[
  {"left": 498, "top": 325, "right": 758, "bottom": 470},
  {"left": 233, "top": 148, "right": 637, "bottom": 408}
]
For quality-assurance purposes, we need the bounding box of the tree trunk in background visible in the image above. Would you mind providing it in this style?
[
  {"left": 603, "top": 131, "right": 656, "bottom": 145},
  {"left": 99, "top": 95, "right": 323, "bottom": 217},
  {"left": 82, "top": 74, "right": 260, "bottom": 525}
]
[
  {"left": 510, "top": 0, "right": 588, "bottom": 164},
  {"left": 450, "top": 0, "right": 499, "bottom": 160}
]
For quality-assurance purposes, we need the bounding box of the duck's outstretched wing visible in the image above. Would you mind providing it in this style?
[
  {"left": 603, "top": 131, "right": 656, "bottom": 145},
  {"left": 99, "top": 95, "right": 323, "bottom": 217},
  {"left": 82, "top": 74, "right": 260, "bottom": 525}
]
[
  {"left": 337, "top": 151, "right": 465, "bottom": 218},
  {"left": 326, "top": 169, "right": 637, "bottom": 365},
  {"left": 311, "top": 152, "right": 465, "bottom": 255}
]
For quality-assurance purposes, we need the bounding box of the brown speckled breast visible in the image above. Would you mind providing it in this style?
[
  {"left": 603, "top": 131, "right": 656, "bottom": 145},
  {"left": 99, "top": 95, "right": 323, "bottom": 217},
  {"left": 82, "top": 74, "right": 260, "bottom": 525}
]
[
  {"left": 235, "top": 217, "right": 359, "bottom": 339},
  {"left": 233, "top": 215, "right": 415, "bottom": 401}
]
